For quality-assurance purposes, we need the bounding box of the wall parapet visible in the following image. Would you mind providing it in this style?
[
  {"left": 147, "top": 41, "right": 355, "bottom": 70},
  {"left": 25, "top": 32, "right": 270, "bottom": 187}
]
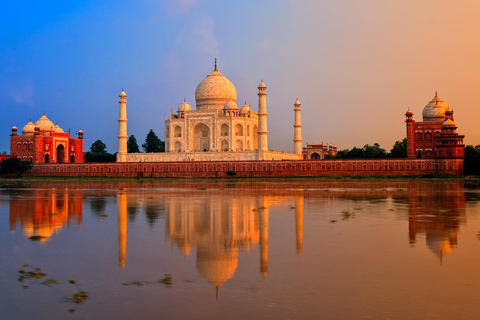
[{"left": 26, "top": 158, "right": 464, "bottom": 178}]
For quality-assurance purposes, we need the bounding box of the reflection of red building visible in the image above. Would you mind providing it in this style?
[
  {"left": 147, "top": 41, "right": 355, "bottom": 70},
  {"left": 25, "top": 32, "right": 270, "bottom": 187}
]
[
  {"left": 10, "top": 114, "right": 84, "bottom": 164},
  {"left": 9, "top": 188, "right": 83, "bottom": 243},
  {"left": 405, "top": 93, "right": 464, "bottom": 159},
  {"left": 407, "top": 182, "right": 466, "bottom": 261}
]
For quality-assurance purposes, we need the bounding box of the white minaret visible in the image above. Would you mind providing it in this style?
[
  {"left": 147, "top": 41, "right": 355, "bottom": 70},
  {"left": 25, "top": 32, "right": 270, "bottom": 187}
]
[
  {"left": 293, "top": 99, "right": 302, "bottom": 155},
  {"left": 257, "top": 81, "right": 268, "bottom": 152},
  {"left": 117, "top": 90, "right": 128, "bottom": 162}
]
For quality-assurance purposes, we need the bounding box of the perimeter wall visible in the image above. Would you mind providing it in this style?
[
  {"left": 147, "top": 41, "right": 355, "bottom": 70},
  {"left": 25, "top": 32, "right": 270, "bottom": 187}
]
[{"left": 26, "top": 158, "right": 464, "bottom": 178}]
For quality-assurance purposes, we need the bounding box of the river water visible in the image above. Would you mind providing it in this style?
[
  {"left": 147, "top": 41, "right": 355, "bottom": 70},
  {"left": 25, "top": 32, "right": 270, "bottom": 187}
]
[{"left": 1, "top": 179, "right": 480, "bottom": 319}]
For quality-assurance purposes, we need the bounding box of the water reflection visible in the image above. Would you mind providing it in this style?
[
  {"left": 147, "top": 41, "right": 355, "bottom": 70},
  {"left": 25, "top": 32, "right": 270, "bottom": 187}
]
[
  {"left": 5, "top": 180, "right": 468, "bottom": 287},
  {"left": 9, "top": 188, "right": 83, "bottom": 244}
]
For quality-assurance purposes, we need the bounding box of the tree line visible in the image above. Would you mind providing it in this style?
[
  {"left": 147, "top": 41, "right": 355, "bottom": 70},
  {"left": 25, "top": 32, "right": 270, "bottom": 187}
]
[
  {"left": 325, "top": 139, "right": 407, "bottom": 159},
  {"left": 86, "top": 129, "right": 164, "bottom": 162}
]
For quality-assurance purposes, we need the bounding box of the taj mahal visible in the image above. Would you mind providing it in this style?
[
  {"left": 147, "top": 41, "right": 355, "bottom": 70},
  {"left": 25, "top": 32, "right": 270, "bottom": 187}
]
[{"left": 116, "top": 59, "right": 303, "bottom": 162}]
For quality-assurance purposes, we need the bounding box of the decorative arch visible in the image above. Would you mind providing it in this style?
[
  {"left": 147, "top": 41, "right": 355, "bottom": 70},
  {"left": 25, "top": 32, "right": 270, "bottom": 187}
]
[
  {"left": 221, "top": 124, "right": 228, "bottom": 136},
  {"left": 175, "top": 126, "right": 182, "bottom": 137},
  {"left": 221, "top": 140, "right": 229, "bottom": 151},
  {"left": 425, "top": 132, "right": 432, "bottom": 141},
  {"left": 415, "top": 132, "right": 423, "bottom": 140},
  {"left": 45, "top": 153, "right": 50, "bottom": 163},
  {"left": 192, "top": 123, "right": 210, "bottom": 152},
  {"left": 70, "top": 155, "right": 75, "bottom": 163},
  {"left": 175, "top": 141, "right": 182, "bottom": 152},
  {"left": 235, "top": 140, "right": 243, "bottom": 151},
  {"left": 416, "top": 150, "right": 422, "bottom": 158},
  {"left": 235, "top": 124, "right": 243, "bottom": 136},
  {"left": 246, "top": 140, "right": 251, "bottom": 150}
]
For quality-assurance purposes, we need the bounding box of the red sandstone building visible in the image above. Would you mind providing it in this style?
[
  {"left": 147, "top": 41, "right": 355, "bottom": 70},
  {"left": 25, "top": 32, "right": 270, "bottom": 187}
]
[
  {"left": 10, "top": 114, "right": 84, "bottom": 164},
  {"left": 302, "top": 143, "right": 338, "bottom": 160},
  {"left": 405, "top": 93, "right": 464, "bottom": 159}
]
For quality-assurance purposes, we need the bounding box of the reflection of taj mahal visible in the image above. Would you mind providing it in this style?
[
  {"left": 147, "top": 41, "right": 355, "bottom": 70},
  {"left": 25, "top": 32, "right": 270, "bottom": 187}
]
[{"left": 117, "top": 60, "right": 303, "bottom": 162}]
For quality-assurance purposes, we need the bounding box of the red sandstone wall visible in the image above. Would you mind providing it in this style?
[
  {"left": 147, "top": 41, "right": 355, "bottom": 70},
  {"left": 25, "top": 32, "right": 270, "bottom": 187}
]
[{"left": 26, "top": 159, "right": 464, "bottom": 178}]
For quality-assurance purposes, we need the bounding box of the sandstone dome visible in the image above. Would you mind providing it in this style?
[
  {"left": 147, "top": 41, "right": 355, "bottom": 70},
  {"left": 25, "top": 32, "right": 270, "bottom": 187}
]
[
  {"left": 35, "top": 114, "right": 55, "bottom": 132},
  {"left": 443, "top": 118, "right": 456, "bottom": 127},
  {"left": 178, "top": 101, "right": 192, "bottom": 112},
  {"left": 239, "top": 103, "right": 250, "bottom": 115},
  {"left": 54, "top": 124, "right": 64, "bottom": 133},
  {"left": 223, "top": 100, "right": 238, "bottom": 110},
  {"left": 195, "top": 65, "right": 237, "bottom": 111},
  {"left": 423, "top": 93, "right": 449, "bottom": 122},
  {"left": 22, "top": 121, "right": 35, "bottom": 135}
]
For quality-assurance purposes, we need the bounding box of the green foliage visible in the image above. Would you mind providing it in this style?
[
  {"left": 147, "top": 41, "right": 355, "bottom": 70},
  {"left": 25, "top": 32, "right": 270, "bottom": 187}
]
[
  {"left": 465, "top": 145, "right": 480, "bottom": 175},
  {"left": 142, "top": 129, "right": 165, "bottom": 153},
  {"left": 227, "top": 170, "right": 237, "bottom": 176},
  {"left": 390, "top": 138, "right": 407, "bottom": 158},
  {"left": 90, "top": 140, "right": 107, "bottom": 153},
  {"left": 85, "top": 152, "right": 116, "bottom": 163},
  {"left": 0, "top": 158, "right": 33, "bottom": 176},
  {"left": 127, "top": 135, "right": 140, "bottom": 153},
  {"left": 324, "top": 154, "right": 335, "bottom": 159}
]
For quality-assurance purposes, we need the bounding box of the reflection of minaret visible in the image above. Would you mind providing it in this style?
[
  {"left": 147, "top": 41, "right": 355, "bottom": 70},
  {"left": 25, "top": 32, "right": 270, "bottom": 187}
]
[
  {"left": 259, "top": 201, "right": 269, "bottom": 277},
  {"left": 295, "top": 196, "right": 303, "bottom": 255},
  {"left": 117, "top": 189, "right": 127, "bottom": 269}
]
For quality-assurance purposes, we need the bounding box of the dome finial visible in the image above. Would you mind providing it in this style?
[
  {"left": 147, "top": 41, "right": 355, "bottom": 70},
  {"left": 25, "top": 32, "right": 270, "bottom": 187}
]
[
  {"left": 214, "top": 58, "right": 217, "bottom": 71},
  {"left": 184, "top": 98, "right": 186, "bottom": 102},
  {"left": 435, "top": 90, "right": 437, "bottom": 97}
]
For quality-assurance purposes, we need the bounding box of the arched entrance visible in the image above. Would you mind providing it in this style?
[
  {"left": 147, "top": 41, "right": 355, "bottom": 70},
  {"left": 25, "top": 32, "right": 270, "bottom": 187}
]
[
  {"left": 193, "top": 123, "right": 210, "bottom": 152},
  {"left": 416, "top": 150, "right": 422, "bottom": 158},
  {"left": 311, "top": 152, "right": 320, "bottom": 160},
  {"left": 57, "top": 145, "right": 65, "bottom": 163},
  {"left": 70, "top": 155, "right": 75, "bottom": 163},
  {"left": 45, "top": 154, "right": 50, "bottom": 163}
]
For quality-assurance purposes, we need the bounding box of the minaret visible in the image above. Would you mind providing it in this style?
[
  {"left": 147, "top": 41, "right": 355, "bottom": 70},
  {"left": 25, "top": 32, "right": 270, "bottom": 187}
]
[
  {"left": 117, "top": 90, "right": 128, "bottom": 162},
  {"left": 117, "top": 189, "right": 127, "bottom": 269},
  {"left": 293, "top": 99, "right": 302, "bottom": 155},
  {"left": 257, "top": 81, "right": 268, "bottom": 152},
  {"left": 405, "top": 107, "right": 415, "bottom": 158}
]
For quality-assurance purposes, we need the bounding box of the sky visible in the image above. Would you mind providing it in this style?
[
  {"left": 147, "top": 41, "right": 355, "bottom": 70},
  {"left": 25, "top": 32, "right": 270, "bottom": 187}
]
[{"left": 1, "top": 0, "right": 480, "bottom": 154}]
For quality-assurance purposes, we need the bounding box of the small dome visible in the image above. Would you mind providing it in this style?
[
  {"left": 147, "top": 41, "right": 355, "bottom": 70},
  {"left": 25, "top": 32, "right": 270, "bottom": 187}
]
[
  {"left": 405, "top": 108, "right": 413, "bottom": 115},
  {"left": 223, "top": 100, "right": 238, "bottom": 110},
  {"left": 79, "top": 129, "right": 83, "bottom": 134},
  {"left": 22, "top": 121, "right": 35, "bottom": 135},
  {"left": 443, "top": 119, "right": 456, "bottom": 127},
  {"left": 12, "top": 125, "right": 17, "bottom": 131},
  {"left": 178, "top": 101, "right": 192, "bottom": 112},
  {"left": 294, "top": 99, "right": 301, "bottom": 106},
  {"left": 34, "top": 114, "right": 55, "bottom": 132},
  {"left": 54, "top": 124, "right": 64, "bottom": 133},
  {"left": 239, "top": 103, "right": 250, "bottom": 115},
  {"left": 422, "top": 93, "right": 449, "bottom": 122},
  {"left": 119, "top": 90, "right": 127, "bottom": 97},
  {"left": 258, "top": 81, "right": 266, "bottom": 89}
]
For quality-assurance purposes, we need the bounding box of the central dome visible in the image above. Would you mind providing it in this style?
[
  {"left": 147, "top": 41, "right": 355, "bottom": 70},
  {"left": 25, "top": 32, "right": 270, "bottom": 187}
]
[
  {"left": 35, "top": 114, "right": 55, "bottom": 132},
  {"left": 423, "top": 92, "right": 449, "bottom": 122},
  {"left": 195, "top": 63, "right": 237, "bottom": 111}
]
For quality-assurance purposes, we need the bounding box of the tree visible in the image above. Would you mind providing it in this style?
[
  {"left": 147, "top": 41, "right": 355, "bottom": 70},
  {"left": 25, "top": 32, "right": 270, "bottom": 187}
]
[
  {"left": 0, "top": 158, "right": 33, "bottom": 177},
  {"left": 464, "top": 145, "right": 480, "bottom": 175},
  {"left": 390, "top": 138, "right": 407, "bottom": 158},
  {"left": 142, "top": 129, "right": 164, "bottom": 153},
  {"left": 90, "top": 140, "right": 107, "bottom": 153},
  {"left": 127, "top": 135, "right": 140, "bottom": 153}
]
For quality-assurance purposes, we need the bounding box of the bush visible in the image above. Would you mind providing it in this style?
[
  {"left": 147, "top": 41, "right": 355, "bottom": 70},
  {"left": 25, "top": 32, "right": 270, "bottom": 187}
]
[
  {"left": 227, "top": 170, "right": 237, "bottom": 176},
  {"left": 0, "top": 158, "right": 33, "bottom": 177}
]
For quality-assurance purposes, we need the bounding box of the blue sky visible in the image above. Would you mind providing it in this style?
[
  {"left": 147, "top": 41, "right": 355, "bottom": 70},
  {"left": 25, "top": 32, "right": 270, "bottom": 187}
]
[{"left": 2, "top": 0, "right": 480, "bottom": 154}]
